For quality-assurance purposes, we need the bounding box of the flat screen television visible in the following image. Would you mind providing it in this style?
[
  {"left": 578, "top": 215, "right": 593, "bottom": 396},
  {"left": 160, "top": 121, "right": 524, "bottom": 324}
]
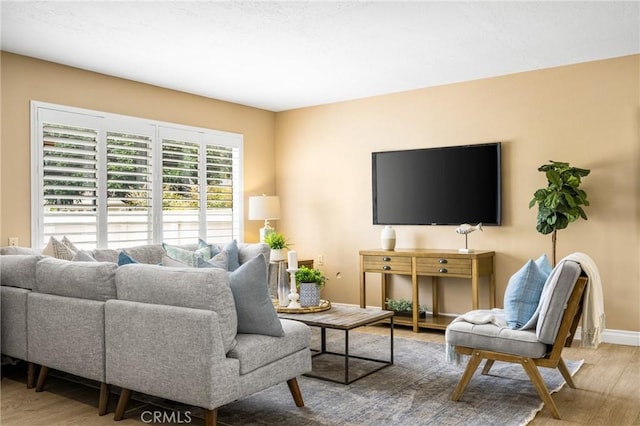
[{"left": 372, "top": 142, "right": 502, "bottom": 226}]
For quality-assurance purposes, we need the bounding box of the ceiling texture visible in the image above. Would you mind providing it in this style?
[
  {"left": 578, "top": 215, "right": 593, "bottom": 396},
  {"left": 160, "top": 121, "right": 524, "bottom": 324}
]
[{"left": 1, "top": 1, "right": 639, "bottom": 112}]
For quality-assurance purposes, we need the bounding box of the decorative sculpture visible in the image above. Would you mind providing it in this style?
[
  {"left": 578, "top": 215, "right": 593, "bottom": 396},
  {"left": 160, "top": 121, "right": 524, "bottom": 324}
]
[{"left": 455, "top": 223, "right": 482, "bottom": 253}]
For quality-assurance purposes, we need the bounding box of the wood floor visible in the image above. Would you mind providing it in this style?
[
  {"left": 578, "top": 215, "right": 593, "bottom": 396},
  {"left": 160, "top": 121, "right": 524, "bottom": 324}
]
[{"left": 2, "top": 326, "right": 639, "bottom": 425}]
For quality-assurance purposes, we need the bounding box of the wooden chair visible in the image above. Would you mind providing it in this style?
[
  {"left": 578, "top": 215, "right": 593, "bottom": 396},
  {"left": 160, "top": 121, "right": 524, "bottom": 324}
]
[{"left": 446, "top": 260, "right": 587, "bottom": 420}]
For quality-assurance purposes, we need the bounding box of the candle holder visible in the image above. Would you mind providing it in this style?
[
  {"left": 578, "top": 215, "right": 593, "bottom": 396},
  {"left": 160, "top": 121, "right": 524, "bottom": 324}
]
[
  {"left": 286, "top": 268, "right": 301, "bottom": 309},
  {"left": 276, "top": 261, "right": 290, "bottom": 307}
]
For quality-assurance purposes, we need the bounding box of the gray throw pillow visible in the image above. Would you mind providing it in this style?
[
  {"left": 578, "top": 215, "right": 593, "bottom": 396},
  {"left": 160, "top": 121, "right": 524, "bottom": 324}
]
[
  {"left": 196, "top": 250, "right": 229, "bottom": 270},
  {"left": 229, "top": 254, "right": 284, "bottom": 337}
]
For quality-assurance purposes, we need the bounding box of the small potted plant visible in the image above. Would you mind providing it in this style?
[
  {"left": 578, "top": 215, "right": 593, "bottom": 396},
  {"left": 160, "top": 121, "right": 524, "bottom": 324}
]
[
  {"left": 385, "top": 298, "right": 427, "bottom": 318},
  {"left": 264, "top": 232, "right": 289, "bottom": 262},
  {"left": 295, "top": 266, "right": 327, "bottom": 307}
]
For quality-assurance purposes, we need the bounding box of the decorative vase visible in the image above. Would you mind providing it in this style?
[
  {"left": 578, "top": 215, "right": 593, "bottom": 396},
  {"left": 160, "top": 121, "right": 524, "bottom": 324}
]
[
  {"left": 381, "top": 225, "right": 396, "bottom": 251},
  {"left": 299, "top": 282, "right": 321, "bottom": 307},
  {"left": 270, "top": 248, "right": 285, "bottom": 262}
]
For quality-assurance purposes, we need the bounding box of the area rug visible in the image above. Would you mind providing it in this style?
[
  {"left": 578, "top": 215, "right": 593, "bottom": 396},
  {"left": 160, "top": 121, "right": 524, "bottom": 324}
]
[{"left": 144, "top": 329, "right": 583, "bottom": 426}]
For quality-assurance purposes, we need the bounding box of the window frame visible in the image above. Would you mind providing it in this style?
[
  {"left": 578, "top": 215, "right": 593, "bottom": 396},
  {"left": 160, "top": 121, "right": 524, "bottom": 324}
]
[{"left": 30, "top": 101, "right": 244, "bottom": 248}]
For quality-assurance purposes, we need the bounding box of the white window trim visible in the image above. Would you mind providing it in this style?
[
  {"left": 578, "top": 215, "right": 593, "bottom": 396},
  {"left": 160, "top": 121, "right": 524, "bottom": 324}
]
[{"left": 30, "top": 100, "right": 244, "bottom": 248}]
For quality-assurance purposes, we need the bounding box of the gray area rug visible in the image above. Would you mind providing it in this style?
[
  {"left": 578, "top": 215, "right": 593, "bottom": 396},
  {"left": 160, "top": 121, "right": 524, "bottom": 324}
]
[{"left": 207, "top": 330, "right": 582, "bottom": 426}]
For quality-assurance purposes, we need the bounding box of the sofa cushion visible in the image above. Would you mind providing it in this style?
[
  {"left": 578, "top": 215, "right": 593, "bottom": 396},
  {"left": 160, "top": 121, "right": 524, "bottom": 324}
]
[
  {"left": 445, "top": 312, "right": 548, "bottom": 358},
  {"left": 115, "top": 264, "right": 238, "bottom": 353},
  {"left": 0, "top": 255, "right": 43, "bottom": 289},
  {"left": 228, "top": 319, "right": 310, "bottom": 375},
  {"left": 91, "top": 248, "right": 120, "bottom": 263},
  {"left": 237, "top": 242, "right": 270, "bottom": 267},
  {"left": 35, "top": 257, "right": 117, "bottom": 301},
  {"left": 229, "top": 254, "right": 284, "bottom": 337},
  {"left": 1, "top": 246, "right": 42, "bottom": 255},
  {"left": 503, "top": 259, "right": 548, "bottom": 329},
  {"left": 535, "top": 260, "right": 582, "bottom": 344}
]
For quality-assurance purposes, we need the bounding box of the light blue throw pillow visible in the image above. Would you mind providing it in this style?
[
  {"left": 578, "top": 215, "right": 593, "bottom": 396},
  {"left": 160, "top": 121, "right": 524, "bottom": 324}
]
[
  {"left": 503, "top": 259, "right": 548, "bottom": 329},
  {"left": 229, "top": 254, "right": 284, "bottom": 337},
  {"left": 162, "top": 242, "right": 211, "bottom": 267},
  {"left": 535, "top": 253, "right": 553, "bottom": 276},
  {"left": 223, "top": 240, "right": 240, "bottom": 271}
]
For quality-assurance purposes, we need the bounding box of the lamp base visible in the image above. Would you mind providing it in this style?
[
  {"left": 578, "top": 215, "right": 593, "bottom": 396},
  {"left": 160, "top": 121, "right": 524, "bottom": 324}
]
[{"left": 259, "top": 223, "right": 275, "bottom": 243}]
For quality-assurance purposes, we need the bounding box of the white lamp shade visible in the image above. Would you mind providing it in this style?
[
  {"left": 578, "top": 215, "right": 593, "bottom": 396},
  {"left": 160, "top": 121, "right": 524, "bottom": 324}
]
[{"left": 248, "top": 195, "right": 281, "bottom": 220}]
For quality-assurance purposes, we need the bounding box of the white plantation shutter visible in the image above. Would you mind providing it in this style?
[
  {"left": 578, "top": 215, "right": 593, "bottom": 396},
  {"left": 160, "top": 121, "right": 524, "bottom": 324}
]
[
  {"left": 159, "top": 128, "right": 241, "bottom": 245},
  {"left": 205, "top": 142, "right": 240, "bottom": 241},
  {"left": 106, "top": 129, "right": 154, "bottom": 247},
  {"left": 41, "top": 122, "right": 99, "bottom": 247},
  {"left": 32, "top": 102, "right": 243, "bottom": 249}
]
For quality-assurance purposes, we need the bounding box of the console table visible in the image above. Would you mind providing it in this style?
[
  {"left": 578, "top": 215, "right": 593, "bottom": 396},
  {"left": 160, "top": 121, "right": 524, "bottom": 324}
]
[{"left": 359, "top": 249, "right": 495, "bottom": 332}]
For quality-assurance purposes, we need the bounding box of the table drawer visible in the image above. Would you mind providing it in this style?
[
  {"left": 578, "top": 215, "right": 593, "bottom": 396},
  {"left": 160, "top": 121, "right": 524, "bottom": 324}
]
[
  {"left": 416, "top": 258, "right": 471, "bottom": 275},
  {"left": 362, "top": 255, "right": 411, "bottom": 273}
]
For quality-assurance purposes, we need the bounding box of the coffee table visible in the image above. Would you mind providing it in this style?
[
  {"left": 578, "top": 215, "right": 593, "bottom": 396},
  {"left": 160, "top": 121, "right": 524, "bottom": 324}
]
[{"left": 278, "top": 304, "right": 394, "bottom": 384}]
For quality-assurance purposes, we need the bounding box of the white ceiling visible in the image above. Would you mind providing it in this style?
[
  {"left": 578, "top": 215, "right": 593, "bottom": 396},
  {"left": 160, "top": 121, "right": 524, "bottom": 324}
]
[{"left": 1, "top": 1, "right": 639, "bottom": 112}]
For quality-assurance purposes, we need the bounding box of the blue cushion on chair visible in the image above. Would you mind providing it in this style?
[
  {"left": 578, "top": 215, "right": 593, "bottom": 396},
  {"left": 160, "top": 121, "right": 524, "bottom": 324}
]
[
  {"left": 503, "top": 259, "right": 548, "bottom": 329},
  {"left": 535, "top": 253, "right": 553, "bottom": 276}
]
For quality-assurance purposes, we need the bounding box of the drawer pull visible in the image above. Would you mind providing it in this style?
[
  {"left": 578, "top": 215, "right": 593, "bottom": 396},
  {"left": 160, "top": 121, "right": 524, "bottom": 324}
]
[
  {"left": 438, "top": 258, "right": 448, "bottom": 264},
  {"left": 439, "top": 268, "right": 448, "bottom": 273},
  {"left": 382, "top": 257, "right": 391, "bottom": 261},
  {"left": 382, "top": 265, "right": 391, "bottom": 271}
]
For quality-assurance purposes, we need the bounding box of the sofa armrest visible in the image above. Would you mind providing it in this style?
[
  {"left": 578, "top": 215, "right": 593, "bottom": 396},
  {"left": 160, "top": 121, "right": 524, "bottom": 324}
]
[
  {"left": 105, "top": 300, "right": 240, "bottom": 409},
  {"left": 1, "top": 286, "right": 30, "bottom": 360},
  {"left": 27, "top": 293, "right": 106, "bottom": 382}
]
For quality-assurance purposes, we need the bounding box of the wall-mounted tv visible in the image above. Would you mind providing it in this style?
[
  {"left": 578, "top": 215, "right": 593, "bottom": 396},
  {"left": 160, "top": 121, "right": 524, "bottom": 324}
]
[{"left": 372, "top": 142, "right": 502, "bottom": 226}]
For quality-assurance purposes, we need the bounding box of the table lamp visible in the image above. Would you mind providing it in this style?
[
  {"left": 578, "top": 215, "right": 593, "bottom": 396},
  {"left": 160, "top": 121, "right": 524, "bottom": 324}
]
[{"left": 248, "top": 195, "right": 281, "bottom": 242}]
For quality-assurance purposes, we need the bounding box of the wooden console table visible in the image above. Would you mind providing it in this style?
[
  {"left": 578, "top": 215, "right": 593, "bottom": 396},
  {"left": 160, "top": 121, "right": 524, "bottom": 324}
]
[{"left": 359, "top": 249, "right": 495, "bottom": 332}]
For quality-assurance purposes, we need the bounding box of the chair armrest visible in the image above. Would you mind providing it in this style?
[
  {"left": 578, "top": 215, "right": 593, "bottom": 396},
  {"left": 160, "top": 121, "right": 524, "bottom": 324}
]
[{"left": 105, "top": 300, "right": 240, "bottom": 409}]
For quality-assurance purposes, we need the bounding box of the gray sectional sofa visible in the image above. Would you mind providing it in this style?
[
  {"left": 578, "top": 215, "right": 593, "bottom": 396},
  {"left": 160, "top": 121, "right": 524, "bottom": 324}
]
[{"left": 0, "top": 242, "right": 312, "bottom": 426}]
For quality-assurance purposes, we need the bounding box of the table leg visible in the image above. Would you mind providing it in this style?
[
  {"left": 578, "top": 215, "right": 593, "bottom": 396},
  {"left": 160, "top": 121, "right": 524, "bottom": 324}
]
[
  {"left": 390, "top": 316, "right": 394, "bottom": 365},
  {"left": 321, "top": 327, "right": 327, "bottom": 353},
  {"left": 344, "top": 330, "right": 350, "bottom": 384}
]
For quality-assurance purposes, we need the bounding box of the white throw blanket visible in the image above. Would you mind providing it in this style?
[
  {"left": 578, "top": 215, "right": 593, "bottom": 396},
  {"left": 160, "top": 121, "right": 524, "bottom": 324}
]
[{"left": 562, "top": 252, "right": 605, "bottom": 348}]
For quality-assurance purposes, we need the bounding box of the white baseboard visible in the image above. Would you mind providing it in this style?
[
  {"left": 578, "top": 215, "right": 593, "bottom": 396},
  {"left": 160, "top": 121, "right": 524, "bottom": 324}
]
[{"left": 577, "top": 326, "right": 640, "bottom": 347}]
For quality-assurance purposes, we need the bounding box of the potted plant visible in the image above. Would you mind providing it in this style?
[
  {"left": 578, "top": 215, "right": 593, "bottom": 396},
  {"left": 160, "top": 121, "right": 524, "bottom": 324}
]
[
  {"left": 385, "top": 298, "right": 427, "bottom": 318},
  {"left": 529, "top": 160, "right": 590, "bottom": 266},
  {"left": 264, "top": 232, "right": 289, "bottom": 262},
  {"left": 294, "top": 266, "right": 327, "bottom": 307}
]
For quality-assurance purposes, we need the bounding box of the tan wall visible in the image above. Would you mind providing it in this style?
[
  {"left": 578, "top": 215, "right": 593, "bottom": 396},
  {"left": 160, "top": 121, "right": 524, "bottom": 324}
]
[
  {"left": 2, "top": 52, "right": 639, "bottom": 333},
  {"left": 276, "top": 55, "right": 640, "bottom": 332},
  {"left": 0, "top": 52, "right": 276, "bottom": 244}
]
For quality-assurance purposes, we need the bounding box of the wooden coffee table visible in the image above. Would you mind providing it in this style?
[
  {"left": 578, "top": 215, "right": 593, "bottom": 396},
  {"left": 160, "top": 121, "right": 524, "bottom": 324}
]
[{"left": 278, "top": 304, "right": 394, "bottom": 384}]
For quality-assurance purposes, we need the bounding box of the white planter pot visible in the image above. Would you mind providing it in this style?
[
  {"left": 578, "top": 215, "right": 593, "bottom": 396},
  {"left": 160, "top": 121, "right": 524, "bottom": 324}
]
[
  {"left": 299, "top": 282, "right": 321, "bottom": 307},
  {"left": 270, "top": 248, "right": 286, "bottom": 262}
]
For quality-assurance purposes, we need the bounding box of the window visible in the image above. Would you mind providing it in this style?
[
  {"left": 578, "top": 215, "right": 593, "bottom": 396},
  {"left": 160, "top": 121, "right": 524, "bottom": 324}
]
[{"left": 31, "top": 102, "right": 243, "bottom": 249}]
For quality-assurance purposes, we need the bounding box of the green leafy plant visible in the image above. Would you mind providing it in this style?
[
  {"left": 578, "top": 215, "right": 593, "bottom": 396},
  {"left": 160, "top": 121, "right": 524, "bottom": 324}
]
[
  {"left": 385, "top": 298, "right": 427, "bottom": 314},
  {"left": 529, "top": 160, "right": 590, "bottom": 265},
  {"left": 294, "top": 266, "right": 327, "bottom": 289},
  {"left": 263, "top": 232, "right": 289, "bottom": 250}
]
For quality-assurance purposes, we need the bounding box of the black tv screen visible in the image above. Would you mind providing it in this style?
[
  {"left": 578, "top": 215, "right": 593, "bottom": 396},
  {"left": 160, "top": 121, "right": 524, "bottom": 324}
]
[{"left": 372, "top": 142, "right": 502, "bottom": 225}]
